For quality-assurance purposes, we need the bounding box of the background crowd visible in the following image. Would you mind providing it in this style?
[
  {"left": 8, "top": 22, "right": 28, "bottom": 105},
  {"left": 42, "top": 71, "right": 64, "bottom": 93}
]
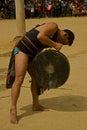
[{"left": 0, "top": 0, "right": 87, "bottom": 19}]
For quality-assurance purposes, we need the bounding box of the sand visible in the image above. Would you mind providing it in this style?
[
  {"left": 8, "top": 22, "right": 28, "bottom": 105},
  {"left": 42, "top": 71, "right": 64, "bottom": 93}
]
[{"left": 0, "top": 17, "right": 87, "bottom": 130}]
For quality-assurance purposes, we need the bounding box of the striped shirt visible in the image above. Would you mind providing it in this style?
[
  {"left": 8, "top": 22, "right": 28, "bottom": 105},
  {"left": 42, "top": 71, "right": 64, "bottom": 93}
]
[{"left": 16, "top": 25, "right": 58, "bottom": 59}]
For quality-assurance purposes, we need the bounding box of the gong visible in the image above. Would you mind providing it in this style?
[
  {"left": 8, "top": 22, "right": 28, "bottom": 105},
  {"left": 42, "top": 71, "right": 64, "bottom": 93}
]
[{"left": 31, "top": 48, "right": 70, "bottom": 89}]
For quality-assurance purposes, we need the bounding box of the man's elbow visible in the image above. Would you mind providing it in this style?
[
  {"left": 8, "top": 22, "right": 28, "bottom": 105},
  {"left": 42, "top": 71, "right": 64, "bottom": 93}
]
[
  {"left": 37, "top": 34, "right": 43, "bottom": 40},
  {"left": 37, "top": 34, "right": 45, "bottom": 43}
]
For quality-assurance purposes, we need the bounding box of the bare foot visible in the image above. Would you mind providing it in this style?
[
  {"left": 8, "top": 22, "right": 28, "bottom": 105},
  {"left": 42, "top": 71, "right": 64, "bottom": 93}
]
[
  {"left": 32, "top": 104, "right": 49, "bottom": 111},
  {"left": 10, "top": 108, "right": 18, "bottom": 124}
]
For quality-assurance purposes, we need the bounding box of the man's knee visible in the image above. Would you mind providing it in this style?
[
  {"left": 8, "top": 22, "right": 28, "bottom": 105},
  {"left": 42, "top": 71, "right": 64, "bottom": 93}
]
[{"left": 15, "top": 76, "right": 24, "bottom": 86}]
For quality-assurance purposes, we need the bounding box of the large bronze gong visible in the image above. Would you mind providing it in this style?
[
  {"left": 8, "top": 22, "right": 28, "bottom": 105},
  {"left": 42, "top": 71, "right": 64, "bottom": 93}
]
[{"left": 31, "top": 48, "right": 70, "bottom": 89}]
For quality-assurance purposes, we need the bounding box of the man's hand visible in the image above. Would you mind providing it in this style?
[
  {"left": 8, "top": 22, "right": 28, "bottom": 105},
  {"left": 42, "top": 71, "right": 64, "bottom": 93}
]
[{"left": 54, "top": 43, "right": 63, "bottom": 51}]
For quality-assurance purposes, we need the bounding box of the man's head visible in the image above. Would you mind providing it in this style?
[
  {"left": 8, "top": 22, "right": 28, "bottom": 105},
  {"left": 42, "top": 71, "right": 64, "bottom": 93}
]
[
  {"left": 58, "top": 29, "right": 75, "bottom": 46},
  {"left": 64, "top": 29, "right": 75, "bottom": 46}
]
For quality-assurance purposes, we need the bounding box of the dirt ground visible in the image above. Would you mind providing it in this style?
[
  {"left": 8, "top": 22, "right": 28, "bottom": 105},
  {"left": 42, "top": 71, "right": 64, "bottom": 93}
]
[{"left": 0, "top": 17, "right": 87, "bottom": 130}]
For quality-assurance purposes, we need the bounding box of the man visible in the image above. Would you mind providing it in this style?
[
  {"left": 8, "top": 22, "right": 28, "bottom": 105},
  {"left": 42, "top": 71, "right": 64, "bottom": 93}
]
[{"left": 7, "top": 22, "right": 75, "bottom": 123}]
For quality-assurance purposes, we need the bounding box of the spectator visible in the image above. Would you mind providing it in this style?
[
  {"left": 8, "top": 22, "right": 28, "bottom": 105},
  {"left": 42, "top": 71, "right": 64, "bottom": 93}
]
[
  {"left": 25, "top": 0, "right": 31, "bottom": 18},
  {"left": 30, "top": 2, "right": 35, "bottom": 18}
]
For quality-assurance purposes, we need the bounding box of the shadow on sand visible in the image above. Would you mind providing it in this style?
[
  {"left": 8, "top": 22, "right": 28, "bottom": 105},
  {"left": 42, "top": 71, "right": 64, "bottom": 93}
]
[{"left": 18, "top": 95, "right": 87, "bottom": 121}]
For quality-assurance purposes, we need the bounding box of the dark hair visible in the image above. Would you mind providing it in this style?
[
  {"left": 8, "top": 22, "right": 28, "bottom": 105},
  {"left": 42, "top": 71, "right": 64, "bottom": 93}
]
[{"left": 64, "top": 29, "right": 75, "bottom": 46}]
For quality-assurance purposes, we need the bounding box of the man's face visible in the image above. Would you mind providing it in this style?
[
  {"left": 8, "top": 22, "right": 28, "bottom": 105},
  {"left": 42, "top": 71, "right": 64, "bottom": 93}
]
[{"left": 60, "top": 30, "right": 69, "bottom": 45}]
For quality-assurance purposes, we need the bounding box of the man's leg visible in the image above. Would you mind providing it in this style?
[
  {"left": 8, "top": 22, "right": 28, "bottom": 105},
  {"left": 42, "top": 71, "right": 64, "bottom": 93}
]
[
  {"left": 10, "top": 51, "right": 28, "bottom": 123},
  {"left": 27, "top": 62, "right": 48, "bottom": 111}
]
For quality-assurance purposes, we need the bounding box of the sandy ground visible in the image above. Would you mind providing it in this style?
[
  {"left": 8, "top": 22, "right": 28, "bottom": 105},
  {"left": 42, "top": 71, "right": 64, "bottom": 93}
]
[{"left": 0, "top": 17, "right": 87, "bottom": 130}]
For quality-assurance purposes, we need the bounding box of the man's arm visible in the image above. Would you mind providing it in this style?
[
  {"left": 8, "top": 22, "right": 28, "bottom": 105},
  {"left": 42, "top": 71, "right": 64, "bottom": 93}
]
[{"left": 37, "top": 23, "right": 63, "bottom": 50}]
